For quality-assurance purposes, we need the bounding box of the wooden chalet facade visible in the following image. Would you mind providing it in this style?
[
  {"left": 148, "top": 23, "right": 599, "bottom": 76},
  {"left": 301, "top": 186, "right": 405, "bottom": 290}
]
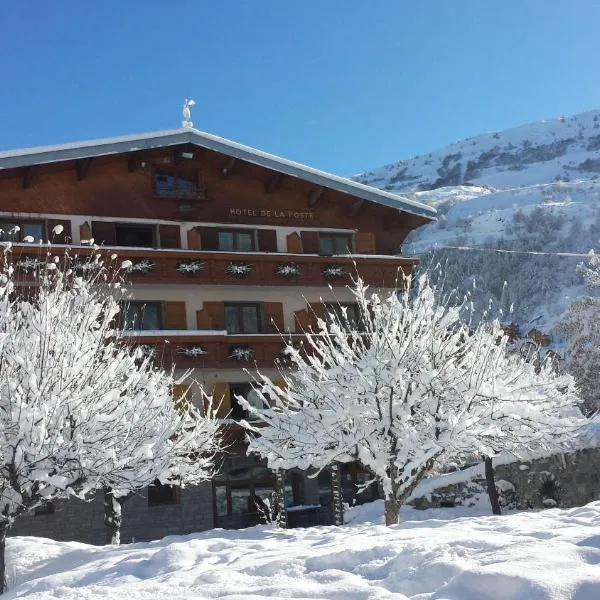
[{"left": 0, "top": 128, "right": 435, "bottom": 542}]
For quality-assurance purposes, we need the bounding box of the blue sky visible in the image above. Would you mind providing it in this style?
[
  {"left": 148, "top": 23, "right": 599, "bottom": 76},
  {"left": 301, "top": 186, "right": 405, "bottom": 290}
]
[{"left": 2, "top": 1, "right": 600, "bottom": 175}]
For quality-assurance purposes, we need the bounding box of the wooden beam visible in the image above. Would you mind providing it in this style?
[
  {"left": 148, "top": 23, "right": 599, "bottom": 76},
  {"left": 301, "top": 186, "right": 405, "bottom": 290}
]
[
  {"left": 22, "top": 167, "right": 32, "bottom": 189},
  {"left": 307, "top": 186, "right": 325, "bottom": 207},
  {"left": 76, "top": 158, "right": 92, "bottom": 181},
  {"left": 348, "top": 199, "right": 364, "bottom": 217},
  {"left": 220, "top": 157, "right": 236, "bottom": 178},
  {"left": 264, "top": 173, "right": 284, "bottom": 194}
]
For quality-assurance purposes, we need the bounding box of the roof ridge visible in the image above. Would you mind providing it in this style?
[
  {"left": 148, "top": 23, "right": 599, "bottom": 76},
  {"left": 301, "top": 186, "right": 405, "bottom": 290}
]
[{"left": 0, "top": 129, "right": 436, "bottom": 219}]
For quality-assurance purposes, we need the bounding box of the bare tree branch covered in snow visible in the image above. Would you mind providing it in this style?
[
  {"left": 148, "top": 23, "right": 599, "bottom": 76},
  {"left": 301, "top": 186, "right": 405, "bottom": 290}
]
[
  {"left": 241, "top": 273, "right": 592, "bottom": 526},
  {"left": 0, "top": 243, "right": 221, "bottom": 591}
]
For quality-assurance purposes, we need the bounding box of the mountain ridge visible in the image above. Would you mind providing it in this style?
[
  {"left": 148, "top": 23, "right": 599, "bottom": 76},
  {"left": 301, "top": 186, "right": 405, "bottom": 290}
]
[{"left": 356, "top": 109, "right": 600, "bottom": 334}]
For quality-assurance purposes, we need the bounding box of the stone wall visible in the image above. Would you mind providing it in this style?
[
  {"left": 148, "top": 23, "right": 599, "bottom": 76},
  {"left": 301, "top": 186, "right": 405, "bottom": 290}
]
[
  {"left": 411, "top": 447, "right": 600, "bottom": 510},
  {"left": 10, "top": 483, "right": 215, "bottom": 545}
]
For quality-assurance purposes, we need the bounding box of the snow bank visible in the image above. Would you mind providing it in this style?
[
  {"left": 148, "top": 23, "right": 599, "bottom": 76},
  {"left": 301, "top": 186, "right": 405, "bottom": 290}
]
[{"left": 6, "top": 501, "right": 600, "bottom": 599}]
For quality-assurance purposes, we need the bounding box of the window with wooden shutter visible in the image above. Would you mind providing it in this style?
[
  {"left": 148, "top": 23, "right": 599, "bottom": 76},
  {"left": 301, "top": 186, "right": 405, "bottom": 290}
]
[
  {"left": 159, "top": 224, "right": 181, "bottom": 249},
  {"left": 212, "top": 382, "right": 231, "bottom": 418},
  {"left": 300, "top": 231, "right": 319, "bottom": 254},
  {"left": 201, "top": 302, "right": 225, "bottom": 330},
  {"left": 79, "top": 221, "right": 92, "bottom": 243},
  {"left": 91, "top": 221, "right": 117, "bottom": 246},
  {"left": 356, "top": 232, "right": 376, "bottom": 254},
  {"left": 257, "top": 229, "right": 277, "bottom": 252},
  {"left": 187, "top": 228, "right": 202, "bottom": 250},
  {"left": 162, "top": 301, "right": 187, "bottom": 330},
  {"left": 318, "top": 233, "right": 353, "bottom": 255},
  {"left": 197, "top": 227, "right": 219, "bottom": 250},
  {"left": 263, "top": 302, "right": 284, "bottom": 333},
  {"left": 123, "top": 301, "right": 162, "bottom": 330},
  {"left": 47, "top": 219, "right": 72, "bottom": 244}
]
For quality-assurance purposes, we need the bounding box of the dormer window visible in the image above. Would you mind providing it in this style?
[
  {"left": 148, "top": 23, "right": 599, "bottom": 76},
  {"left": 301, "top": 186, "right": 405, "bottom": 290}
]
[{"left": 153, "top": 169, "right": 201, "bottom": 200}]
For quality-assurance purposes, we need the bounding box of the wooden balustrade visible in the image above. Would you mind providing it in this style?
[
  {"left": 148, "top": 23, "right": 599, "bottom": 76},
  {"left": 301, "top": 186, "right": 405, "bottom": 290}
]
[
  {"left": 6, "top": 244, "right": 416, "bottom": 288},
  {"left": 123, "top": 332, "right": 300, "bottom": 370}
]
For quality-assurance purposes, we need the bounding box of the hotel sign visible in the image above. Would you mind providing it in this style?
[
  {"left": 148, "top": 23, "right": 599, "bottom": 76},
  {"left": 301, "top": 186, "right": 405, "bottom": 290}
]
[{"left": 228, "top": 207, "right": 314, "bottom": 220}]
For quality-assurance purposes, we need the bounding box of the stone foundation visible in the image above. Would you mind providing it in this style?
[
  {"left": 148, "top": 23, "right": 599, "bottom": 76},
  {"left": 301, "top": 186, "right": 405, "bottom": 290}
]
[{"left": 411, "top": 447, "right": 600, "bottom": 510}]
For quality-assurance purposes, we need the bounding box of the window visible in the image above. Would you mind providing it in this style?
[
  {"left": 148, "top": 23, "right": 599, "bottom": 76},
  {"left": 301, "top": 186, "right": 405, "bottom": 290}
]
[
  {"left": 115, "top": 223, "right": 155, "bottom": 247},
  {"left": 34, "top": 501, "right": 55, "bottom": 516},
  {"left": 325, "top": 303, "right": 363, "bottom": 331},
  {"left": 319, "top": 233, "right": 352, "bottom": 255},
  {"left": 148, "top": 481, "right": 180, "bottom": 506},
  {"left": 230, "top": 383, "right": 263, "bottom": 420},
  {"left": 0, "top": 220, "right": 44, "bottom": 243},
  {"left": 218, "top": 229, "right": 255, "bottom": 252},
  {"left": 153, "top": 170, "right": 199, "bottom": 199},
  {"left": 212, "top": 462, "right": 275, "bottom": 527},
  {"left": 124, "top": 301, "right": 162, "bottom": 331},
  {"left": 224, "top": 303, "right": 262, "bottom": 334}
]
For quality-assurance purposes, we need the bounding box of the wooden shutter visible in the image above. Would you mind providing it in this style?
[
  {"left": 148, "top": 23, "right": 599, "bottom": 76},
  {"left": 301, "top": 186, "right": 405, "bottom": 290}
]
[
  {"left": 308, "top": 302, "right": 326, "bottom": 329},
  {"left": 91, "top": 221, "right": 117, "bottom": 246},
  {"left": 79, "top": 221, "right": 92, "bottom": 243},
  {"left": 196, "top": 309, "right": 213, "bottom": 330},
  {"left": 300, "top": 231, "right": 319, "bottom": 254},
  {"left": 159, "top": 224, "right": 181, "bottom": 249},
  {"left": 187, "top": 227, "right": 202, "bottom": 250},
  {"left": 294, "top": 308, "right": 310, "bottom": 332},
  {"left": 257, "top": 229, "right": 277, "bottom": 252},
  {"left": 47, "top": 219, "right": 72, "bottom": 244},
  {"left": 263, "top": 302, "right": 284, "bottom": 333},
  {"left": 162, "top": 301, "right": 187, "bottom": 330},
  {"left": 212, "top": 382, "right": 231, "bottom": 418},
  {"left": 172, "top": 383, "right": 191, "bottom": 413},
  {"left": 356, "top": 232, "right": 376, "bottom": 254},
  {"left": 286, "top": 232, "right": 303, "bottom": 253},
  {"left": 197, "top": 227, "right": 219, "bottom": 250},
  {"left": 201, "top": 302, "right": 225, "bottom": 330}
]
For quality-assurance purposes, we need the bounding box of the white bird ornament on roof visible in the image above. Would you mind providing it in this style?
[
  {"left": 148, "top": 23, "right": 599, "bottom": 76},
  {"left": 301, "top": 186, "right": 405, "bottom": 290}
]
[{"left": 182, "top": 99, "right": 196, "bottom": 129}]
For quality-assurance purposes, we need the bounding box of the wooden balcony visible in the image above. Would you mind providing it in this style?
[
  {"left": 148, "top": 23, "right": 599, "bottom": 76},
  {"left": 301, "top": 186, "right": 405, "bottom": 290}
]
[
  {"left": 122, "top": 331, "right": 300, "bottom": 370},
  {"left": 7, "top": 244, "right": 416, "bottom": 288}
]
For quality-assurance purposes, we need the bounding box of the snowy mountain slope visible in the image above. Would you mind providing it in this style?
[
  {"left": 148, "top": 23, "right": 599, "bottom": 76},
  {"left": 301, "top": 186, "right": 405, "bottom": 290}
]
[
  {"left": 357, "top": 110, "right": 600, "bottom": 333},
  {"left": 356, "top": 110, "right": 600, "bottom": 193}
]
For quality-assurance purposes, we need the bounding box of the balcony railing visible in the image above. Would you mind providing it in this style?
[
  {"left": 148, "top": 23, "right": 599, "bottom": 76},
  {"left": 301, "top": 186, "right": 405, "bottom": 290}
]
[
  {"left": 7, "top": 244, "right": 416, "bottom": 288},
  {"left": 122, "top": 331, "right": 299, "bottom": 370}
]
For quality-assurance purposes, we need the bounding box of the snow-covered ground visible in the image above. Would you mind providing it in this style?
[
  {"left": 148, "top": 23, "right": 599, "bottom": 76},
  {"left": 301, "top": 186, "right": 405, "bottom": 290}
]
[{"left": 6, "top": 501, "right": 600, "bottom": 599}]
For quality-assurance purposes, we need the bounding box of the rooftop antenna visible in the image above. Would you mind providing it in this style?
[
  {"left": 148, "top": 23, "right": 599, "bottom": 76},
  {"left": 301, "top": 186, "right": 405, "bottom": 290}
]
[{"left": 182, "top": 98, "right": 196, "bottom": 129}]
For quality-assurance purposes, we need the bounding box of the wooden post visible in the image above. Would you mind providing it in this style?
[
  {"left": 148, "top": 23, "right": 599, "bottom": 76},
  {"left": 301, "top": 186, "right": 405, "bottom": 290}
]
[
  {"left": 274, "top": 470, "right": 288, "bottom": 529},
  {"left": 330, "top": 463, "right": 344, "bottom": 526}
]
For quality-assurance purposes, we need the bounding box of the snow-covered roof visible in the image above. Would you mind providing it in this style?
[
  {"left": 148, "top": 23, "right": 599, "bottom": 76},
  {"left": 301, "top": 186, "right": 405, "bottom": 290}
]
[{"left": 0, "top": 128, "right": 436, "bottom": 220}]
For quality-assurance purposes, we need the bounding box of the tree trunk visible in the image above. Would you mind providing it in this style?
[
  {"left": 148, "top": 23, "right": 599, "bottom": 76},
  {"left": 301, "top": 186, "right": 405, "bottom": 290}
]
[
  {"left": 384, "top": 495, "right": 400, "bottom": 526},
  {"left": 0, "top": 523, "right": 9, "bottom": 593},
  {"left": 484, "top": 456, "right": 502, "bottom": 515},
  {"left": 103, "top": 488, "right": 124, "bottom": 545}
]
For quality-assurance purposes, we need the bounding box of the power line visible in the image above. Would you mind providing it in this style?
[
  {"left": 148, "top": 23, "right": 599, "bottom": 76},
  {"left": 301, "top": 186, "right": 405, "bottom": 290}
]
[{"left": 413, "top": 244, "right": 591, "bottom": 259}]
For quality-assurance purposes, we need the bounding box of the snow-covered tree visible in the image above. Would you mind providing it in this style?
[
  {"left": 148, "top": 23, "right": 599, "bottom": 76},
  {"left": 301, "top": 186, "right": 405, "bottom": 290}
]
[
  {"left": 554, "top": 248, "right": 600, "bottom": 414},
  {"left": 241, "top": 274, "right": 590, "bottom": 526},
  {"left": 0, "top": 243, "right": 220, "bottom": 591},
  {"left": 556, "top": 295, "right": 600, "bottom": 414}
]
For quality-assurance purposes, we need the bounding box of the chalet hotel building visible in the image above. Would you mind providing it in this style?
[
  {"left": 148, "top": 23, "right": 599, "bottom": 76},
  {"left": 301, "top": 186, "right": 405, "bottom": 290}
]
[{"left": 0, "top": 126, "right": 435, "bottom": 543}]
